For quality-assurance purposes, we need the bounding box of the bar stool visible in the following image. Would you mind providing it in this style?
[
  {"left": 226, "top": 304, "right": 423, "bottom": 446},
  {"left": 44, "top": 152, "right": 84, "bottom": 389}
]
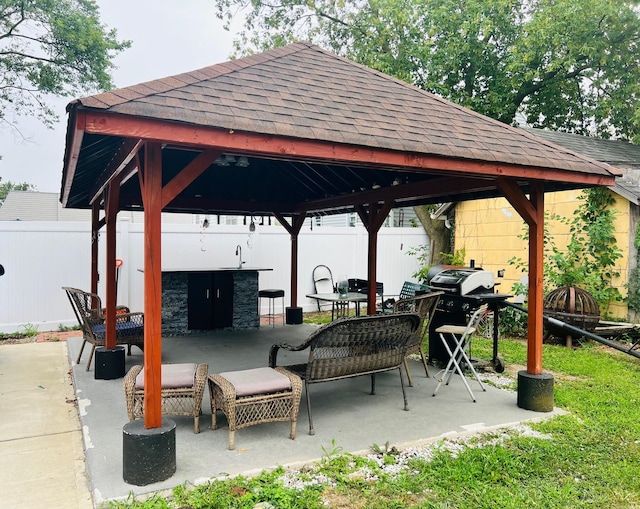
[{"left": 258, "top": 289, "right": 285, "bottom": 326}]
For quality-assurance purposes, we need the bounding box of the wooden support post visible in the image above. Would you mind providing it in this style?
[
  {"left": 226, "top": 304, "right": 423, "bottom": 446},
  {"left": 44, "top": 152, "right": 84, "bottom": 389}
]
[
  {"left": 274, "top": 213, "right": 306, "bottom": 309},
  {"left": 527, "top": 182, "right": 545, "bottom": 375},
  {"left": 140, "top": 143, "right": 163, "bottom": 429},
  {"left": 356, "top": 201, "right": 394, "bottom": 315},
  {"left": 104, "top": 178, "right": 121, "bottom": 350},
  {"left": 497, "top": 178, "right": 545, "bottom": 375},
  {"left": 91, "top": 201, "right": 100, "bottom": 301}
]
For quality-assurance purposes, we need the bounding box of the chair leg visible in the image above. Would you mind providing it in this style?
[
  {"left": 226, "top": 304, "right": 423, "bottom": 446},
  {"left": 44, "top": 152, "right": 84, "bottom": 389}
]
[
  {"left": 398, "top": 367, "right": 409, "bottom": 411},
  {"left": 419, "top": 347, "right": 431, "bottom": 378},
  {"left": 85, "top": 344, "right": 96, "bottom": 371},
  {"left": 305, "top": 383, "right": 315, "bottom": 435},
  {"left": 76, "top": 339, "right": 87, "bottom": 366},
  {"left": 404, "top": 358, "right": 414, "bottom": 387}
]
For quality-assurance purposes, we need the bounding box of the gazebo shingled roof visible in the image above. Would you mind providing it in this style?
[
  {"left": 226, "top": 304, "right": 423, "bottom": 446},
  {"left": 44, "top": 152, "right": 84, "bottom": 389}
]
[
  {"left": 61, "top": 42, "right": 617, "bottom": 216},
  {"left": 60, "top": 41, "right": 619, "bottom": 429}
]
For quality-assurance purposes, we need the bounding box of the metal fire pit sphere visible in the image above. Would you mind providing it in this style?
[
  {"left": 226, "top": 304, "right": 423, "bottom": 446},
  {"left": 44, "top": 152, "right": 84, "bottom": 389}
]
[{"left": 543, "top": 286, "right": 601, "bottom": 344}]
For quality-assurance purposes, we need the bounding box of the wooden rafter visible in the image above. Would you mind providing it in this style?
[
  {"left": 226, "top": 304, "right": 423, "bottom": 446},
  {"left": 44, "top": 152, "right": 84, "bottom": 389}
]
[{"left": 89, "top": 137, "right": 144, "bottom": 206}]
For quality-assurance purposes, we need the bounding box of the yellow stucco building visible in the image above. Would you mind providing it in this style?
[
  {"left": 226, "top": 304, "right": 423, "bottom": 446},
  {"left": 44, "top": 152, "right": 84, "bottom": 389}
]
[
  {"left": 449, "top": 128, "right": 640, "bottom": 321},
  {"left": 454, "top": 190, "right": 632, "bottom": 319}
]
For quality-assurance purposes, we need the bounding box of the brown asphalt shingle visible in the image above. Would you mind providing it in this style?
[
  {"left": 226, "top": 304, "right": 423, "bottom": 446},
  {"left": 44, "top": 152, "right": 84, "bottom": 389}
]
[{"left": 74, "top": 41, "right": 613, "bottom": 177}]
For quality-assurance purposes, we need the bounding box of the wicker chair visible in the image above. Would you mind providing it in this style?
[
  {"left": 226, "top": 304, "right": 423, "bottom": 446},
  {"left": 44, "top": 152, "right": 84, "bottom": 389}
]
[
  {"left": 269, "top": 312, "right": 421, "bottom": 435},
  {"left": 393, "top": 291, "right": 443, "bottom": 386},
  {"left": 63, "top": 287, "right": 144, "bottom": 371},
  {"left": 124, "top": 363, "right": 208, "bottom": 433}
]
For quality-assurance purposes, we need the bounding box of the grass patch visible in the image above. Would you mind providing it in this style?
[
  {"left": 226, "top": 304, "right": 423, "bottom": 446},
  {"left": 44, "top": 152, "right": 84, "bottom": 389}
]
[{"left": 109, "top": 333, "right": 640, "bottom": 509}]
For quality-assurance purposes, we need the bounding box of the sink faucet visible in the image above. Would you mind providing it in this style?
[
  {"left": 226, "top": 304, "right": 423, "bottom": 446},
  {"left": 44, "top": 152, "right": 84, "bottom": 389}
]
[{"left": 235, "top": 245, "right": 245, "bottom": 269}]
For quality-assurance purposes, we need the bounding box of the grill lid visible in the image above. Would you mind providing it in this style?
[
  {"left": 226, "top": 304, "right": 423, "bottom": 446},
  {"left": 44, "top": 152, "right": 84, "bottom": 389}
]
[{"left": 429, "top": 268, "right": 495, "bottom": 295}]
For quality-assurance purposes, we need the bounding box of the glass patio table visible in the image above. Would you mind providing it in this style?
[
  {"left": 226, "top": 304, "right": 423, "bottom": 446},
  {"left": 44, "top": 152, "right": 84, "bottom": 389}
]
[{"left": 306, "top": 292, "right": 368, "bottom": 320}]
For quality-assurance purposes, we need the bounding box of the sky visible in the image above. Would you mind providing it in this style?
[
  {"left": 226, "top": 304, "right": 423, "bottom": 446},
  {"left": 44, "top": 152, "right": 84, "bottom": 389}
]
[{"left": 1, "top": 0, "right": 240, "bottom": 192}]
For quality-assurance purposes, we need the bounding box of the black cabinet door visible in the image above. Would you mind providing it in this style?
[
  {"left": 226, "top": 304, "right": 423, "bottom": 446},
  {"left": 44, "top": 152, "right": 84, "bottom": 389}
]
[
  {"left": 187, "top": 273, "right": 214, "bottom": 330},
  {"left": 212, "top": 272, "right": 233, "bottom": 328}
]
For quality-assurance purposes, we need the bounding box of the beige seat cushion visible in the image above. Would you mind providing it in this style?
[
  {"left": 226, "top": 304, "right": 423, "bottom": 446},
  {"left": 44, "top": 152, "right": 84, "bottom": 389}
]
[
  {"left": 219, "top": 367, "right": 291, "bottom": 397},
  {"left": 135, "top": 363, "right": 197, "bottom": 389}
]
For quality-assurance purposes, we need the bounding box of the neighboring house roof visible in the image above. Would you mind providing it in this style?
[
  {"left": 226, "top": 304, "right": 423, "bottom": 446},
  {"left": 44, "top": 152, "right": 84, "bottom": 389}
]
[
  {"left": 0, "top": 191, "right": 90, "bottom": 221},
  {"left": 0, "top": 191, "right": 194, "bottom": 223},
  {"left": 521, "top": 127, "right": 640, "bottom": 205}
]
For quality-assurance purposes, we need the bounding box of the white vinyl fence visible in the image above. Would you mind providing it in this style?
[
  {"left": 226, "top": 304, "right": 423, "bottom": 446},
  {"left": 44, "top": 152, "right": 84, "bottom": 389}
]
[{"left": 0, "top": 219, "right": 428, "bottom": 333}]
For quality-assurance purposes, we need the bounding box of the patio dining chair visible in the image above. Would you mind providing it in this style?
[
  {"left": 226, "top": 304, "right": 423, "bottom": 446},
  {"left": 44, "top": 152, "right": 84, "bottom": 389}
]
[
  {"left": 393, "top": 291, "right": 443, "bottom": 386},
  {"left": 62, "top": 287, "right": 144, "bottom": 371},
  {"left": 311, "top": 264, "right": 348, "bottom": 315}
]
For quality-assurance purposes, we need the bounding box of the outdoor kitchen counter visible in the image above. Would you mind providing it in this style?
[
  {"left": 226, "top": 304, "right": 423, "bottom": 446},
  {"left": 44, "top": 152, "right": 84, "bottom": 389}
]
[{"left": 160, "top": 268, "right": 273, "bottom": 334}]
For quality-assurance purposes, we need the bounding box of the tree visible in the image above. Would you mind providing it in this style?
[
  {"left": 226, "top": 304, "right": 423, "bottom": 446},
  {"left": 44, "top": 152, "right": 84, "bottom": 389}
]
[
  {"left": 215, "top": 0, "right": 640, "bottom": 142},
  {"left": 0, "top": 177, "right": 36, "bottom": 206},
  {"left": 0, "top": 0, "right": 131, "bottom": 130}
]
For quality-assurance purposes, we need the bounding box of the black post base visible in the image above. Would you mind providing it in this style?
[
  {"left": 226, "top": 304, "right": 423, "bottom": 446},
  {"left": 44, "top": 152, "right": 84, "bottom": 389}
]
[
  {"left": 123, "top": 418, "right": 176, "bottom": 486},
  {"left": 286, "top": 306, "right": 303, "bottom": 324},
  {"left": 517, "top": 371, "right": 554, "bottom": 412},
  {"left": 95, "top": 346, "right": 125, "bottom": 380}
]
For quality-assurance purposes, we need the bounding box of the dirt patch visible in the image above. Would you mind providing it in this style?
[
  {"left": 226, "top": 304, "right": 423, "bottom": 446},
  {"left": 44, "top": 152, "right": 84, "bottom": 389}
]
[{"left": 0, "top": 330, "right": 81, "bottom": 346}]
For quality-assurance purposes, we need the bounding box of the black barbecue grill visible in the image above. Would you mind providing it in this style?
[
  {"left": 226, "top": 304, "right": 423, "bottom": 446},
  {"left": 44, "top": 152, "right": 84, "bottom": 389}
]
[{"left": 427, "top": 265, "right": 510, "bottom": 371}]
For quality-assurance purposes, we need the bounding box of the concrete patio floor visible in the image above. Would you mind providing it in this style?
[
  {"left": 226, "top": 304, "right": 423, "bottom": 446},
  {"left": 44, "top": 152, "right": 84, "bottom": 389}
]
[{"left": 68, "top": 323, "right": 562, "bottom": 506}]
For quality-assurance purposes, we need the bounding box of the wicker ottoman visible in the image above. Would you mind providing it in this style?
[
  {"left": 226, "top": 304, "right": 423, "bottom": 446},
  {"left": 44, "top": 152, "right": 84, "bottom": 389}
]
[
  {"left": 124, "top": 363, "right": 208, "bottom": 433},
  {"left": 208, "top": 367, "right": 302, "bottom": 450}
]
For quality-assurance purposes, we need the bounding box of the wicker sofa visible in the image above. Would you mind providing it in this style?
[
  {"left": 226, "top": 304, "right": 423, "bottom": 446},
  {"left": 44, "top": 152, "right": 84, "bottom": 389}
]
[{"left": 269, "top": 312, "right": 421, "bottom": 435}]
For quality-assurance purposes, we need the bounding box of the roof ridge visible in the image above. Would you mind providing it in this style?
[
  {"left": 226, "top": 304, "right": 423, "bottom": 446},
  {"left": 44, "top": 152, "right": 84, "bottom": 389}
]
[{"left": 75, "top": 41, "right": 315, "bottom": 109}]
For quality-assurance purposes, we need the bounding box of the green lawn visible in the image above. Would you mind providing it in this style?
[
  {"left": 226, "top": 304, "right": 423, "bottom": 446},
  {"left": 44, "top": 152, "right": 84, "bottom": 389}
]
[{"left": 111, "top": 334, "right": 640, "bottom": 508}]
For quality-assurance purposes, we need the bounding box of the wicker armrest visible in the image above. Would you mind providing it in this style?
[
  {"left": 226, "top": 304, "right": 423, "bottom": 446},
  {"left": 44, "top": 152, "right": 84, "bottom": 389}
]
[{"left": 269, "top": 342, "right": 306, "bottom": 367}]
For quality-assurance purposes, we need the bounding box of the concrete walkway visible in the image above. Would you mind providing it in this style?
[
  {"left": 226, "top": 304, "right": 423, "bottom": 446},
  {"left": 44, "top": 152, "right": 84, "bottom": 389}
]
[{"left": 0, "top": 341, "right": 93, "bottom": 509}]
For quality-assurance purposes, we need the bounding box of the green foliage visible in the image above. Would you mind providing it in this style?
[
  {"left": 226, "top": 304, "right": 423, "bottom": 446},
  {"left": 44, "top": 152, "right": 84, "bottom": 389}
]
[
  {"left": 214, "top": 0, "right": 640, "bottom": 141},
  {"left": 509, "top": 188, "right": 623, "bottom": 314},
  {"left": 625, "top": 222, "right": 640, "bottom": 312},
  {"left": 408, "top": 245, "right": 466, "bottom": 284},
  {"left": 439, "top": 246, "right": 467, "bottom": 267},
  {"left": 0, "top": 0, "right": 131, "bottom": 128},
  {"left": 0, "top": 178, "right": 36, "bottom": 206}
]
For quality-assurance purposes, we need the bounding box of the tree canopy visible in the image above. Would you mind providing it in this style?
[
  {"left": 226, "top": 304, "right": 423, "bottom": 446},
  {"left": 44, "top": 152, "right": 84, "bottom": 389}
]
[
  {"left": 215, "top": 0, "right": 640, "bottom": 142},
  {"left": 0, "top": 0, "right": 130, "bottom": 129}
]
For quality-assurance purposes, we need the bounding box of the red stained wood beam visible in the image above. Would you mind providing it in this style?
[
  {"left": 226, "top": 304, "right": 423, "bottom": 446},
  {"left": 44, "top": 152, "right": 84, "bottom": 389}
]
[
  {"left": 161, "top": 149, "right": 222, "bottom": 208},
  {"left": 104, "top": 178, "right": 121, "bottom": 350},
  {"left": 356, "top": 202, "right": 392, "bottom": 314},
  {"left": 89, "top": 137, "right": 144, "bottom": 206},
  {"left": 496, "top": 177, "right": 537, "bottom": 225},
  {"left": 60, "top": 111, "right": 85, "bottom": 207},
  {"left": 78, "top": 110, "right": 616, "bottom": 187},
  {"left": 141, "top": 142, "right": 163, "bottom": 429},
  {"left": 499, "top": 177, "right": 545, "bottom": 375},
  {"left": 274, "top": 213, "right": 306, "bottom": 308},
  {"left": 527, "top": 182, "right": 545, "bottom": 375},
  {"left": 91, "top": 201, "right": 100, "bottom": 298}
]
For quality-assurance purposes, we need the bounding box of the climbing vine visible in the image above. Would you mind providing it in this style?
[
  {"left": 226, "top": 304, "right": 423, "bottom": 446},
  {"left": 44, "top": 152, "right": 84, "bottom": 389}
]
[
  {"left": 510, "top": 188, "right": 623, "bottom": 315},
  {"left": 626, "top": 223, "right": 640, "bottom": 312}
]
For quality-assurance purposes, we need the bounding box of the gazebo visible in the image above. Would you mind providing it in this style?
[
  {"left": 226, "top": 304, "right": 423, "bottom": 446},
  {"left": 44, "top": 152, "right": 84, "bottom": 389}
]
[{"left": 60, "top": 42, "right": 617, "bottom": 440}]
